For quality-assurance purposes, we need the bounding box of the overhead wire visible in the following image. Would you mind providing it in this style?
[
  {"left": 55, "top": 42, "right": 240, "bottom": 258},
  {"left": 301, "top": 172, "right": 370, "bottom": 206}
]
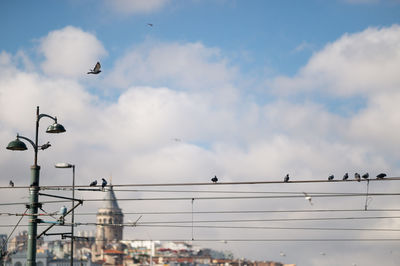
[
  {"left": 1, "top": 176, "right": 399, "bottom": 190},
  {"left": 2, "top": 208, "right": 400, "bottom": 217}
]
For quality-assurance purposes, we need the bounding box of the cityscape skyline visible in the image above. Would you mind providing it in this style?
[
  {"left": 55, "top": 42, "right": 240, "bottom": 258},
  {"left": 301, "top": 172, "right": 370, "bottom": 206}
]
[{"left": 1, "top": 1, "right": 400, "bottom": 265}]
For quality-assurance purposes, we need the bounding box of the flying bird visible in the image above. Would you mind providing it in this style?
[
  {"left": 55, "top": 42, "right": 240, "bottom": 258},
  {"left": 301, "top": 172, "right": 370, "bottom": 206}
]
[
  {"left": 376, "top": 173, "right": 387, "bottom": 179},
  {"left": 362, "top": 173, "right": 369, "bottom": 179},
  {"left": 101, "top": 178, "right": 107, "bottom": 189},
  {"left": 355, "top": 173, "right": 361, "bottom": 182},
  {"left": 343, "top": 173, "right": 349, "bottom": 181},
  {"left": 9, "top": 180, "right": 14, "bottom": 187},
  {"left": 59, "top": 206, "right": 67, "bottom": 216},
  {"left": 147, "top": 23, "right": 153, "bottom": 27},
  {"left": 87, "top": 62, "right": 101, "bottom": 74},
  {"left": 89, "top": 180, "right": 97, "bottom": 187},
  {"left": 303, "top": 192, "right": 313, "bottom": 205},
  {"left": 40, "top": 141, "right": 51, "bottom": 150},
  {"left": 284, "top": 174, "right": 289, "bottom": 183},
  {"left": 328, "top": 174, "right": 334, "bottom": 181},
  {"left": 211, "top": 176, "right": 218, "bottom": 183}
]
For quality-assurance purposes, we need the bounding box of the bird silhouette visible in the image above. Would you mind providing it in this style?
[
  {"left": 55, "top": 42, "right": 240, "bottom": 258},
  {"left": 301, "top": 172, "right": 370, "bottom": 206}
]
[
  {"left": 87, "top": 62, "right": 101, "bottom": 74},
  {"left": 362, "top": 173, "right": 369, "bottom": 179},
  {"left": 101, "top": 178, "right": 107, "bottom": 189},
  {"left": 343, "top": 173, "right": 349, "bottom": 181},
  {"left": 9, "top": 180, "right": 14, "bottom": 187},
  {"left": 284, "top": 174, "right": 289, "bottom": 183},
  {"left": 328, "top": 175, "right": 334, "bottom": 181},
  {"left": 303, "top": 192, "right": 313, "bottom": 205},
  {"left": 355, "top": 173, "right": 361, "bottom": 182},
  {"left": 89, "top": 180, "right": 97, "bottom": 187},
  {"left": 147, "top": 23, "right": 153, "bottom": 27},
  {"left": 211, "top": 176, "right": 218, "bottom": 183},
  {"left": 40, "top": 141, "right": 51, "bottom": 150},
  {"left": 59, "top": 206, "right": 67, "bottom": 216},
  {"left": 376, "top": 173, "right": 386, "bottom": 179}
]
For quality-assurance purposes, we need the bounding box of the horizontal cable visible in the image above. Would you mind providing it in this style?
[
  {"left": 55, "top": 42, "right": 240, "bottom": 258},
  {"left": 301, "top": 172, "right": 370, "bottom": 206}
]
[
  {"left": 71, "top": 216, "right": 400, "bottom": 227},
  {"left": 2, "top": 208, "right": 400, "bottom": 217},
  {"left": 1, "top": 192, "right": 400, "bottom": 206},
  {"left": 133, "top": 224, "right": 400, "bottom": 232},
  {"left": 1, "top": 177, "right": 399, "bottom": 190}
]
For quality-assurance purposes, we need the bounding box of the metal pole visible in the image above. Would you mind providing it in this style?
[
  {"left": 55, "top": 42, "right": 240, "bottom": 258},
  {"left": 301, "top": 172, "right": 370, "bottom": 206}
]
[
  {"left": 71, "top": 165, "right": 75, "bottom": 266},
  {"left": 27, "top": 165, "right": 40, "bottom": 266},
  {"left": 27, "top": 106, "right": 40, "bottom": 266}
]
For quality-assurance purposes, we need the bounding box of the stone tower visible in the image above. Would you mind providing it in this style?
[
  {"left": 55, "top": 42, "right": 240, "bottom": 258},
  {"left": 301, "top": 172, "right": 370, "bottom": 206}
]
[{"left": 95, "top": 185, "right": 124, "bottom": 246}]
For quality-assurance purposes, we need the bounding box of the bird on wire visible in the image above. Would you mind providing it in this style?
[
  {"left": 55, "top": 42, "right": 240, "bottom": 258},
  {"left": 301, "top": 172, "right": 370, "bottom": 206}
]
[
  {"left": 328, "top": 174, "right": 334, "bottom": 181},
  {"left": 362, "top": 173, "right": 369, "bottom": 180},
  {"left": 284, "top": 174, "right": 289, "bottom": 183},
  {"left": 355, "top": 173, "right": 361, "bottom": 182},
  {"left": 101, "top": 178, "right": 107, "bottom": 190},
  {"left": 87, "top": 62, "right": 101, "bottom": 74},
  {"left": 89, "top": 180, "right": 97, "bottom": 187},
  {"left": 376, "top": 173, "right": 386, "bottom": 179},
  {"left": 211, "top": 176, "right": 218, "bottom": 183},
  {"left": 40, "top": 141, "right": 51, "bottom": 150},
  {"left": 9, "top": 180, "right": 14, "bottom": 187},
  {"left": 59, "top": 206, "right": 67, "bottom": 216},
  {"left": 343, "top": 173, "right": 349, "bottom": 181}
]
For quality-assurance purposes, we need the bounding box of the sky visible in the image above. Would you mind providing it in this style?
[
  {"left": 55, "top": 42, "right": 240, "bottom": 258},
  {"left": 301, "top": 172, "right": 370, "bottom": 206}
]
[{"left": 1, "top": 0, "right": 400, "bottom": 265}]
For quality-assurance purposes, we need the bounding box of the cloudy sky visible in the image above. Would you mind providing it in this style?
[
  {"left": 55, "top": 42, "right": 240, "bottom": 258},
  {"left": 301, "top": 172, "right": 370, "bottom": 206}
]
[{"left": 1, "top": 0, "right": 400, "bottom": 265}]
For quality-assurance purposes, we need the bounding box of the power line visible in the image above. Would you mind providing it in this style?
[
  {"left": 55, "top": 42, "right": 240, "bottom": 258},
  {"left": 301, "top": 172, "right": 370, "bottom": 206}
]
[
  {"left": 1, "top": 191, "right": 399, "bottom": 206},
  {"left": 1, "top": 176, "right": 399, "bottom": 190},
  {"left": 2, "top": 208, "right": 400, "bottom": 217},
  {"left": 2, "top": 215, "right": 400, "bottom": 228},
  {"left": 133, "top": 224, "right": 400, "bottom": 232}
]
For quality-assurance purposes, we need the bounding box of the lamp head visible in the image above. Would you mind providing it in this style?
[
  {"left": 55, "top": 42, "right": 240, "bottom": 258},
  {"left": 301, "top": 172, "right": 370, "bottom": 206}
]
[
  {"left": 6, "top": 138, "right": 28, "bottom": 151},
  {"left": 55, "top": 163, "right": 73, "bottom": 168},
  {"left": 46, "top": 120, "right": 66, "bottom": 134}
]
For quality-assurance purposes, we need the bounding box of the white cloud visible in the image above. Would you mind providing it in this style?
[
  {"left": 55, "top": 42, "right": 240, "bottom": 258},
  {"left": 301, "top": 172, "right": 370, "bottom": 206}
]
[
  {"left": 105, "top": 0, "right": 170, "bottom": 15},
  {"left": 105, "top": 41, "right": 237, "bottom": 94},
  {"left": 39, "top": 26, "right": 107, "bottom": 78},
  {"left": 270, "top": 25, "right": 400, "bottom": 97},
  {"left": 1, "top": 25, "right": 400, "bottom": 265}
]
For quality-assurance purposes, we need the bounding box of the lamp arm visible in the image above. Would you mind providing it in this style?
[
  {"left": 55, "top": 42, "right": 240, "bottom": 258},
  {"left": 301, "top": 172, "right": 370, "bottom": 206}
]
[
  {"left": 38, "top": 113, "right": 57, "bottom": 123},
  {"left": 17, "top": 134, "right": 37, "bottom": 149}
]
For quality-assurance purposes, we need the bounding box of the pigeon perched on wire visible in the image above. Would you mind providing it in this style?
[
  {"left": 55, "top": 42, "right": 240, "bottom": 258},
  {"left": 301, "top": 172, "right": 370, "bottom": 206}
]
[
  {"left": 60, "top": 206, "right": 67, "bottom": 216},
  {"left": 87, "top": 62, "right": 101, "bottom": 74},
  {"left": 9, "top": 180, "right": 14, "bottom": 187},
  {"left": 89, "top": 180, "right": 97, "bottom": 187},
  {"left": 343, "top": 173, "right": 349, "bottom": 181},
  {"left": 101, "top": 178, "right": 107, "bottom": 189},
  {"left": 211, "top": 176, "right": 218, "bottom": 183},
  {"left": 355, "top": 173, "right": 361, "bottom": 182},
  {"left": 362, "top": 173, "right": 369, "bottom": 179},
  {"left": 284, "top": 174, "right": 289, "bottom": 183},
  {"left": 376, "top": 173, "right": 386, "bottom": 179},
  {"left": 328, "top": 175, "right": 334, "bottom": 181},
  {"left": 40, "top": 141, "right": 51, "bottom": 150}
]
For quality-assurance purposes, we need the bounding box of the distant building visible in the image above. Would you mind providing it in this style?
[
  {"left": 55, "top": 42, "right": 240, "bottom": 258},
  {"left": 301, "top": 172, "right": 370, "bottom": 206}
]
[{"left": 92, "top": 185, "right": 126, "bottom": 263}]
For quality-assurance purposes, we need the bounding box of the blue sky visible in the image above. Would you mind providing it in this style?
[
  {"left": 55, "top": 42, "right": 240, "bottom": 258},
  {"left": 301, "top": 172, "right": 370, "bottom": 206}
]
[
  {"left": 2, "top": 0, "right": 399, "bottom": 77},
  {"left": 1, "top": 1, "right": 400, "bottom": 265}
]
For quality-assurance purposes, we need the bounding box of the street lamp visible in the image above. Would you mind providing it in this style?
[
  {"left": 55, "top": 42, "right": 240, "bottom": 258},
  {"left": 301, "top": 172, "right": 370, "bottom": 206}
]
[
  {"left": 6, "top": 106, "right": 66, "bottom": 266},
  {"left": 54, "top": 163, "right": 75, "bottom": 266}
]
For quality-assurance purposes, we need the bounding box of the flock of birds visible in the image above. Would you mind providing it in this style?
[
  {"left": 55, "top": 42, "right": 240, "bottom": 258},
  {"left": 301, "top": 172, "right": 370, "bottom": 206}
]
[
  {"left": 89, "top": 178, "right": 108, "bottom": 190},
  {"left": 209, "top": 172, "right": 387, "bottom": 184},
  {"left": 283, "top": 172, "right": 387, "bottom": 182},
  {"left": 7, "top": 173, "right": 388, "bottom": 188}
]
